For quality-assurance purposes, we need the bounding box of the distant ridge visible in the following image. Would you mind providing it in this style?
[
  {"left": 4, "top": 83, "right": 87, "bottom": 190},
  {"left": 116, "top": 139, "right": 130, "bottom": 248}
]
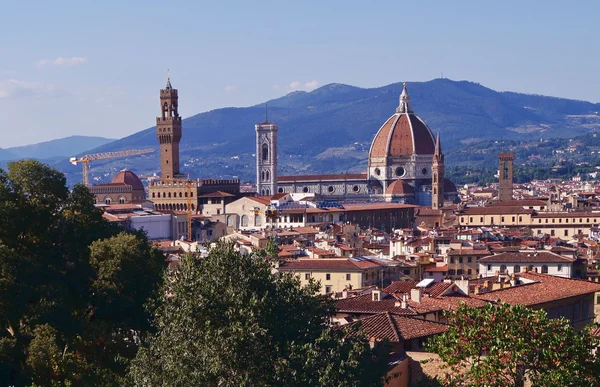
[
  {"left": 3, "top": 135, "right": 116, "bottom": 161},
  {"left": 46, "top": 78, "right": 600, "bottom": 184}
]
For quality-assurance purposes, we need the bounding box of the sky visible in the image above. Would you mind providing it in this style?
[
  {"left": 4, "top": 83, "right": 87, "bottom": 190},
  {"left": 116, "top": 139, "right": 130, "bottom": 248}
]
[{"left": 1, "top": 0, "right": 599, "bottom": 148}]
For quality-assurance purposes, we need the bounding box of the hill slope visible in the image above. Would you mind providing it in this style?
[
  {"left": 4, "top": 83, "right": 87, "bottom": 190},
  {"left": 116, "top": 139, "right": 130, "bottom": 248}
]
[
  {"left": 58, "top": 78, "right": 600, "bottom": 184},
  {"left": 4, "top": 135, "right": 115, "bottom": 160}
]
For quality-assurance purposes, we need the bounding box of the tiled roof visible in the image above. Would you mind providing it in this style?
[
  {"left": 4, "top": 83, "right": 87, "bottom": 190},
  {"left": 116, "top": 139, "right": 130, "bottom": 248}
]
[
  {"left": 473, "top": 272, "right": 600, "bottom": 306},
  {"left": 533, "top": 212, "right": 600, "bottom": 218},
  {"left": 386, "top": 179, "right": 415, "bottom": 195},
  {"left": 197, "top": 191, "right": 235, "bottom": 198},
  {"left": 278, "top": 259, "right": 363, "bottom": 272},
  {"left": 478, "top": 251, "right": 575, "bottom": 263},
  {"left": 347, "top": 312, "right": 448, "bottom": 342},
  {"left": 247, "top": 196, "right": 271, "bottom": 205},
  {"left": 488, "top": 199, "right": 547, "bottom": 207},
  {"left": 424, "top": 265, "right": 448, "bottom": 272},
  {"left": 447, "top": 248, "right": 491, "bottom": 256},
  {"left": 336, "top": 293, "right": 419, "bottom": 315},
  {"left": 460, "top": 206, "right": 534, "bottom": 215},
  {"left": 383, "top": 281, "right": 453, "bottom": 298},
  {"left": 369, "top": 113, "right": 435, "bottom": 158}
]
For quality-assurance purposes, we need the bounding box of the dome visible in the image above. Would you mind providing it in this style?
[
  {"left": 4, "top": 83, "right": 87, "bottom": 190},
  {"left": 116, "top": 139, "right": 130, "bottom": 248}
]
[
  {"left": 444, "top": 178, "right": 457, "bottom": 193},
  {"left": 111, "top": 170, "right": 144, "bottom": 191},
  {"left": 385, "top": 179, "right": 415, "bottom": 195},
  {"left": 369, "top": 83, "right": 435, "bottom": 159}
]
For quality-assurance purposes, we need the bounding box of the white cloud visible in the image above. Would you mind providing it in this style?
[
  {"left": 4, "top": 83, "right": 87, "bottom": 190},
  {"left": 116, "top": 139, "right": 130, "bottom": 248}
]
[
  {"left": 224, "top": 84, "right": 237, "bottom": 92},
  {"left": 36, "top": 56, "right": 87, "bottom": 67},
  {"left": 288, "top": 80, "right": 320, "bottom": 92},
  {"left": 0, "top": 79, "right": 62, "bottom": 98}
]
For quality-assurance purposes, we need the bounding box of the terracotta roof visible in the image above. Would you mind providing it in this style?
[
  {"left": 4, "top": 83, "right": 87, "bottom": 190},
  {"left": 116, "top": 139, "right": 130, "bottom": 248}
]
[
  {"left": 479, "top": 251, "right": 575, "bottom": 263},
  {"left": 369, "top": 113, "right": 435, "bottom": 158},
  {"left": 110, "top": 170, "right": 144, "bottom": 191},
  {"left": 385, "top": 179, "right": 415, "bottom": 195},
  {"left": 336, "top": 293, "right": 419, "bottom": 315},
  {"left": 278, "top": 259, "right": 364, "bottom": 271},
  {"left": 473, "top": 272, "right": 600, "bottom": 306},
  {"left": 347, "top": 312, "right": 448, "bottom": 342},
  {"left": 197, "top": 191, "right": 235, "bottom": 198},
  {"left": 247, "top": 196, "right": 271, "bottom": 205},
  {"left": 424, "top": 265, "right": 448, "bottom": 272},
  {"left": 278, "top": 174, "right": 367, "bottom": 182},
  {"left": 489, "top": 199, "right": 547, "bottom": 207},
  {"left": 461, "top": 206, "right": 534, "bottom": 215},
  {"left": 533, "top": 212, "right": 600, "bottom": 219},
  {"left": 447, "top": 248, "right": 491, "bottom": 256},
  {"left": 384, "top": 281, "right": 453, "bottom": 298}
]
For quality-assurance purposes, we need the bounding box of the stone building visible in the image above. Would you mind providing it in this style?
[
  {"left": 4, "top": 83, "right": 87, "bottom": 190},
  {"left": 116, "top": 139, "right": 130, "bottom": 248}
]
[
  {"left": 90, "top": 170, "right": 146, "bottom": 205},
  {"left": 255, "top": 119, "right": 278, "bottom": 195},
  {"left": 269, "top": 83, "right": 458, "bottom": 206}
]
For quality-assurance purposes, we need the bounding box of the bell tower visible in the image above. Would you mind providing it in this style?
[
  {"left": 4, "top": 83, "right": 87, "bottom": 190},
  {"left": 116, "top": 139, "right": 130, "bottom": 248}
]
[
  {"left": 255, "top": 111, "right": 278, "bottom": 196},
  {"left": 156, "top": 74, "right": 182, "bottom": 179},
  {"left": 498, "top": 152, "right": 514, "bottom": 201},
  {"left": 431, "top": 133, "right": 444, "bottom": 209}
]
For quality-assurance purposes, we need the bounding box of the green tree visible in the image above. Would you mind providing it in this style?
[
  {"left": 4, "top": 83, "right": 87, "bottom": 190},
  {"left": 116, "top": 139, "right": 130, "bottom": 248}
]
[
  {"left": 0, "top": 160, "right": 165, "bottom": 386},
  {"left": 427, "top": 302, "right": 600, "bottom": 387},
  {"left": 129, "top": 241, "right": 392, "bottom": 386}
]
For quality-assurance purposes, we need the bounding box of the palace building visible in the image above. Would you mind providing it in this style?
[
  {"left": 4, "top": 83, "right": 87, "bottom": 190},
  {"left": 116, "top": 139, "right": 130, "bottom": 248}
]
[{"left": 263, "top": 83, "right": 458, "bottom": 206}]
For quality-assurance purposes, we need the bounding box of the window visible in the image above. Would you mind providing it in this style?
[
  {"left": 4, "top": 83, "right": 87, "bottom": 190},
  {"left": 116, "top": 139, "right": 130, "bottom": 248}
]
[
  {"left": 468, "top": 257, "right": 472, "bottom": 263},
  {"left": 558, "top": 264, "right": 563, "bottom": 272},
  {"left": 325, "top": 285, "right": 332, "bottom": 294},
  {"left": 254, "top": 214, "right": 262, "bottom": 226},
  {"left": 450, "top": 257, "right": 455, "bottom": 264},
  {"left": 514, "top": 265, "right": 521, "bottom": 273},
  {"left": 346, "top": 273, "right": 351, "bottom": 281},
  {"left": 512, "top": 216, "right": 515, "bottom": 222},
  {"left": 490, "top": 217, "right": 494, "bottom": 224},
  {"left": 241, "top": 215, "right": 248, "bottom": 227},
  {"left": 487, "top": 264, "right": 492, "bottom": 271},
  {"left": 461, "top": 217, "right": 464, "bottom": 223},
  {"left": 480, "top": 217, "right": 483, "bottom": 223},
  {"left": 105, "top": 198, "right": 111, "bottom": 205},
  {"left": 305, "top": 273, "right": 310, "bottom": 280},
  {"left": 227, "top": 215, "right": 235, "bottom": 227},
  {"left": 118, "top": 197, "right": 125, "bottom": 204},
  {"left": 551, "top": 230, "right": 555, "bottom": 236},
  {"left": 501, "top": 216, "right": 505, "bottom": 222},
  {"left": 373, "top": 292, "right": 380, "bottom": 301},
  {"left": 326, "top": 274, "right": 331, "bottom": 280},
  {"left": 564, "top": 230, "right": 568, "bottom": 237},
  {"left": 542, "top": 265, "right": 549, "bottom": 274},
  {"left": 458, "top": 257, "right": 463, "bottom": 263},
  {"left": 470, "top": 217, "right": 473, "bottom": 222},
  {"left": 467, "top": 269, "right": 472, "bottom": 275},
  {"left": 262, "top": 143, "right": 269, "bottom": 160},
  {"left": 500, "top": 265, "right": 507, "bottom": 273}
]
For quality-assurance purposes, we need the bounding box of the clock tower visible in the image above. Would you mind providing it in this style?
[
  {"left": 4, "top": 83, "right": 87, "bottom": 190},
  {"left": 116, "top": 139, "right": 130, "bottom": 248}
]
[{"left": 156, "top": 74, "right": 182, "bottom": 179}]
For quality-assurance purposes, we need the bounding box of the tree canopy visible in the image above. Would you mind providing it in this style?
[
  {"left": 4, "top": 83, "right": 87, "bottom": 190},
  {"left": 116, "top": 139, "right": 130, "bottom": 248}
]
[
  {"left": 427, "top": 302, "right": 600, "bottom": 386},
  {"left": 0, "top": 160, "right": 165, "bottom": 386},
  {"left": 129, "top": 241, "right": 392, "bottom": 386}
]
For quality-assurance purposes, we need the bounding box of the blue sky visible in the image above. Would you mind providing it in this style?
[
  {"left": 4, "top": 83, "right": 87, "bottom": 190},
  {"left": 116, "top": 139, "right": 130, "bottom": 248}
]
[{"left": 1, "top": 0, "right": 598, "bottom": 147}]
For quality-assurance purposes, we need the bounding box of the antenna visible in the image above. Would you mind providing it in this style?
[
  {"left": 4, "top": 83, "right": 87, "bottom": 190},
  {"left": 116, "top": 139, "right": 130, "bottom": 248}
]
[{"left": 265, "top": 103, "right": 268, "bottom": 122}]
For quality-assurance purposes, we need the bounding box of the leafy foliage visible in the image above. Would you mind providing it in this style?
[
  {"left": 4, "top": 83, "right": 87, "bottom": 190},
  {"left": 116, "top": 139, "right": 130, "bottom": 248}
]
[
  {"left": 427, "top": 302, "right": 600, "bottom": 386},
  {"left": 0, "top": 160, "right": 165, "bottom": 386},
  {"left": 129, "top": 241, "right": 392, "bottom": 386}
]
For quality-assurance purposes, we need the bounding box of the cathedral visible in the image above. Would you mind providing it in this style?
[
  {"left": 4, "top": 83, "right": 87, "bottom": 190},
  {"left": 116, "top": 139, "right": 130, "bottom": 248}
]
[{"left": 257, "top": 83, "right": 458, "bottom": 207}]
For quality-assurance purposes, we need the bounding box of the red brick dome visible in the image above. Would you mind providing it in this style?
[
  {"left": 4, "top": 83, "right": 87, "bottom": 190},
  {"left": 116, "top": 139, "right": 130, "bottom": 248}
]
[
  {"left": 385, "top": 179, "right": 415, "bottom": 195},
  {"left": 111, "top": 170, "right": 144, "bottom": 191},
  {"left": 369, "top": 83, "right": 435, "bottom": 159}
]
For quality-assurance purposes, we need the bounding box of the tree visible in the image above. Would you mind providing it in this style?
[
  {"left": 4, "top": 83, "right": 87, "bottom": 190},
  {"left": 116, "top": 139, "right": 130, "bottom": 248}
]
[
  {"left": 129, "top": 241, "right": 392, "bottom": 386},
  {"left": 0, "top": 160, "right": 165, "bottom": 386},
  {"left": 427, "top": 302, "right": 600, "bottom": 387}
]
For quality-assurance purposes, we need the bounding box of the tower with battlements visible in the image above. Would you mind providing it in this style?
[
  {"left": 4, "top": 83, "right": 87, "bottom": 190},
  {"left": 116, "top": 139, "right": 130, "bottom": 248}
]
[{"left": 156, "top": 75, "right": 182, "bottom": 179}]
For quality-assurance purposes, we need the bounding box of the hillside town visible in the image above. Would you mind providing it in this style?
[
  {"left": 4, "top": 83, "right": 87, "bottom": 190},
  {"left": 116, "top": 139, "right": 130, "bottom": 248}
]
[{"left": 83, "top": 78, "right": 600, "bottom": 384}]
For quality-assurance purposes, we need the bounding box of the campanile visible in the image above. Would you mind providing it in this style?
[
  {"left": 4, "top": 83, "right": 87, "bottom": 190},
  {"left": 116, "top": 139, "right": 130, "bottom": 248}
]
[{"left": 156, "top": 75, "right": 182, "bottom": 179}]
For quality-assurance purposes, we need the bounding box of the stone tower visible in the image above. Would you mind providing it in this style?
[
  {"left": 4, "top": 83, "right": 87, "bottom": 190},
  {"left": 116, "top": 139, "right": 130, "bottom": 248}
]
[
  {"left": 255, "top": 117, "right": 278, "bottom": 196},
  {"left": 156, "top": 75, "right": 182, "bottom": 179},
  {"left": 431, "top": 133, "right": 444, "bottom": 209},
  {"left": 498, "top": 152, "right": 514, "bottom": 201}
]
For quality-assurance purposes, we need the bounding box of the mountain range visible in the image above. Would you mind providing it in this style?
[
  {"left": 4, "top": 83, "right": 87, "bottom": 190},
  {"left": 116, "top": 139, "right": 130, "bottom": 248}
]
[
  {"left": 10, "top": 78, "right": 600, "bottom": 185},
  {"left": 0, "top": 136, "right": 115, "bottom": 161}
]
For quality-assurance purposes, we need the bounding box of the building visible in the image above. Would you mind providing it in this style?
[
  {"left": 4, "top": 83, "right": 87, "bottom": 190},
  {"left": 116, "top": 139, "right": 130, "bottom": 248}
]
[
  {"left": 89, "top": 170, "right": 146, "bottom": 205},
  {"left": 272, "top": 83, "right": 458, "bottom": 206},
  {"left": 498, "top": 152, "right": 514, "bottom": 201},
  {"left": 478, "top": 251, "right": 577, "bottom": 278},
  {"left": 156, "top": 75, "right": 182, "bottom": 179},
  {"left": 278, "top": 257, "right": 401, "bottom": 295},
  {"left": 255, "top": 119, "right": 278, "bottom": 196}
]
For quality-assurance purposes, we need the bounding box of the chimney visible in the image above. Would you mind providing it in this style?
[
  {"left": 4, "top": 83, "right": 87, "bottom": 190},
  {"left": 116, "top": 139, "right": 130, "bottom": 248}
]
[
  {"left": 411, "top": 288, "right": 422, "bottom": 303},
  {"left": 474, "top": 286, "right": 481, "bottom": 295},
  {"left": 455, "top": 279, "right": 470, "bottom": 296},
  {"left": 372, "top": 289, "right": 381, "bottom": 302},
  {"left": 401, "top": 293, "right": 408, "bottom": 309},
  {"left": 342, "top": 289, "right": 348, "bottom": 299}
]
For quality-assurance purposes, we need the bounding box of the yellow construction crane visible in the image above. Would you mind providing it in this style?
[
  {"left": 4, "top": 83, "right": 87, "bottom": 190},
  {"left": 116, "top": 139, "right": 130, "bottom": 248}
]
[
  {"left": 69, "top": 148, "right": 155, "bottom": 186},
  {"left": 162, "top": 176, "right": 194, "bottom": 242}
]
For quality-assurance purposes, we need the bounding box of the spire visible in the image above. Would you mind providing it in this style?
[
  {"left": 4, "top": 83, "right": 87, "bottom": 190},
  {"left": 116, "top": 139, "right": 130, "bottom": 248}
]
[
  {"left": 434, "top": 132, "right": 442, "bottom": 156},
  {"left": 396, "top": 82, "right": 413, "bottom": 113},
  {"left": 165, "top": 70, "right": 172, "bottom": 90}
]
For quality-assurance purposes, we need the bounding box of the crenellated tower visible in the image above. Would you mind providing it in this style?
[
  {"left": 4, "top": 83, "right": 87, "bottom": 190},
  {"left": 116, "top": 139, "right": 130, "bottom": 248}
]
[
  {"left": 156, "top": 75, "right": 182, "bottom": 179},
  {"left": 431, "top": 133, "right": 444, "bottom": 209},
  {"left": 255, "top": 114, "right": 278, "bottom": 196}
]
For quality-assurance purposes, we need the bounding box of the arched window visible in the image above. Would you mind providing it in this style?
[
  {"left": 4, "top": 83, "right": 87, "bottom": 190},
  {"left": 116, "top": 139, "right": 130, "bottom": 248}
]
[
  {"left": 328, "top": 214, "right": 333, "bottom": 222},
  {"left": 152, "top": 192, "right": 156, "bottom": 198},
  {"left": 261, "top": 171, "right": 265, "bottom": 181},
  {"left": 168, "top": 192, "right": 171, "bottom": 198},
  {"left": 118, "top": 197, "right": 125, "bottom": 204},
  {"left": 105, "top": 198, "right": 111, "bottom": 205},
  {"left": 265, "top": 188, "right": 270, "bottom": 195},
  {"left": 227, "top": 215, "right": 236, "bottom": 227},
  {"left": 254, "top": 215, "right": 262, "bottom": 227},
  {"left": 241, "top": 215, "right": 248, "bottom": 227},
  {"left": 541, "top": 265, "right": 549, "bottom": 274},
  {"left": 514, "top": 265, "right": 521, "bottom": 273},
  {"left": 266, "top": 170, "right": 270, "bottom": 181},
  {"left": 500, "top": 265, "right": 507, "bottom": 273},
  {"left": 179, "top": 192, "right": 182, "bottom": 198},
  {"left": 262, "top": 144, "right": 269, "bottom": 161}
]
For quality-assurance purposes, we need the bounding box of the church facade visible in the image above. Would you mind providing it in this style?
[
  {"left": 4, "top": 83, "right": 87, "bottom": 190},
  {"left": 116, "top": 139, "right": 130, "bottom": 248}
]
[{"left": 266, "top": 83, "right": 458, "bottom": 206}]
